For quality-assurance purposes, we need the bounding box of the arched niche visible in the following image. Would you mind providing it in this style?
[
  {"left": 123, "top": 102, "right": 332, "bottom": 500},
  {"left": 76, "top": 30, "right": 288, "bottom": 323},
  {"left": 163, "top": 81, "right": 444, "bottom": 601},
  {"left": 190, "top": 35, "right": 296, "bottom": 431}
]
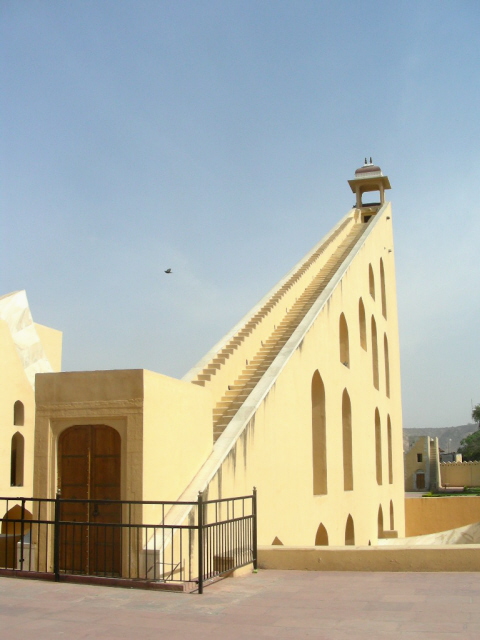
[
  {"left": 342, "top": 389, "right": 353, "bottom": 491},
  {"left": 315, "top": 523, "right": 329, "bottom": 546},
  {"left": 371, "top": 316, "right": 379, "bottom": 390},
  {"left": 311, "top": 371, "right": 327, "bottom": 495},
  {"left": 375, "top": 408, "right": 382, "bottom": 485},
  {"left": 345, "top": 514, "right": 355, "bottom": 546},
  {"left": 387, "top": 415, "right": 393, "bottom": 484},
  {"left": 378, "top": 505, "right": 384, "bottom": 539},
  {"left": 384, "top": 334, "right": 390, "bottom": 398},
  {"left": 339, "top": 313, "right": 350, "bottom": 367},
  {"left": 389, "top": 500, "right": 395, "bottom": 530},
  {"left": 380, "top": 258, "right": 387, "bottom": 319},
  {"left": 1, "top": 505, "right": 32, "bottom": 535},
  {"left": 369, "top": 264, "right": 375, "bottom": 300},
  {"left": 358, "top": 298, "right": 367, "bottom": 350},
  {"left": 10, "top": 432, "right": 25, "bottom": 487},
  {"left": 13, "top": 401, "right": 24, "bottom": 426}
]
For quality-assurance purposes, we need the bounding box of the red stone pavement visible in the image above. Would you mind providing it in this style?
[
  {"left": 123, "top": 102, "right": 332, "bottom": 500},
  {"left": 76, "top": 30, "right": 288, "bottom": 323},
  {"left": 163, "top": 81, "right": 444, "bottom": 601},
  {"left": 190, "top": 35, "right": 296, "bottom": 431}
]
[{"left": 1, "top": 570, "right": 480, "bottom": 639}]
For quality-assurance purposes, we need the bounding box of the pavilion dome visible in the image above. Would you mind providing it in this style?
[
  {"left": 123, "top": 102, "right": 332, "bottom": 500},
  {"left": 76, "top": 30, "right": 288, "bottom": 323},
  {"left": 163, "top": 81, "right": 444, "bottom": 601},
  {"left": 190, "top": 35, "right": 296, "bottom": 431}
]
[{"left": 354, "top": 159, "right": 383, "bottom": 178}]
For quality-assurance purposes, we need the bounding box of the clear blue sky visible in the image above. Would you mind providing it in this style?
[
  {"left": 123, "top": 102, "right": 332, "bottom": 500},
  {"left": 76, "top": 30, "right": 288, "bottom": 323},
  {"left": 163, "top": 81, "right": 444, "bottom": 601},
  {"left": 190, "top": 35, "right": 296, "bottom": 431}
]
[{"left": 1, "top": 1, "right": 479, "bottom": 429}]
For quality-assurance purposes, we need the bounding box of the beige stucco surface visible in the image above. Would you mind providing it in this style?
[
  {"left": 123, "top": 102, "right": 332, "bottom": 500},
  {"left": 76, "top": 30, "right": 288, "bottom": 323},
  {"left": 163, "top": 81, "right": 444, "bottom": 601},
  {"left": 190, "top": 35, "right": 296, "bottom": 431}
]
[
  {"left": 405, "top": 496, "right": 480, "bottom": 536},
  {"left": 142, "top": 370, "right": 212, "bottom": 522},
  {"left": 33, "top": 323, "right": 63, "bottom": 373}
]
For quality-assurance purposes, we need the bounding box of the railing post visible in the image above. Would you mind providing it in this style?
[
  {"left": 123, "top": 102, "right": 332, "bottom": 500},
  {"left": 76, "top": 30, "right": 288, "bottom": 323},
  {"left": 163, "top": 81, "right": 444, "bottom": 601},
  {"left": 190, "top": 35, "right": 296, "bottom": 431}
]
[
  {"left": 197, "top": 491, "right": 204, "bottom": 594},
  {"left": 53, "top": 490, "right": 61, "bottom": 582},
  {"left": 19, "top": 498, "right": 26, "bottom": 571},
  {"left": 252, "top": 487, "right": 258, "bottom": 570}
]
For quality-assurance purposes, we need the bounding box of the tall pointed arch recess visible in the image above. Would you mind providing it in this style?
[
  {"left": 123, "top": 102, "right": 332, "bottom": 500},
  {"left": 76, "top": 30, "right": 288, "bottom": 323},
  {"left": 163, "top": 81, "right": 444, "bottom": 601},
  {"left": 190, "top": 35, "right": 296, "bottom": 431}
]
[
  {"left": 384, "top": 334, "right": 390, "bottom": 398},
  {"left": 311, "top": 371, "right": 327, "bottom": 495},
  {"left": 10, "top": 432, "right": 25, "bottom": 486},
  {"left": 380, "top": 258, "right": 387, "bottom": 319},
  {"left": 371, "top": 316, "right": 379, "bottom": 390},
  {"left": 375, "top": 408, "right": 382, "bottom": 485},
  {"left": 378, "top": 505, "right": 384, "bottom": 538},
  {"left": 369, "top": 264, "right": 375, "bottom": 300},
  {"left": 339, "top": 314, "right": 350, "bottom": 367},
  {"left": 387, "top": 415, "right": 393, "bottom": 484},
  {"left": 342, "top": 389, "right": 353, "bottom": 491},
  {"left": 345, "top": 514, "right": 355, "bottom": 545},
  {"left": 359, "top": 299, "right": 367, "bottom": 350}
]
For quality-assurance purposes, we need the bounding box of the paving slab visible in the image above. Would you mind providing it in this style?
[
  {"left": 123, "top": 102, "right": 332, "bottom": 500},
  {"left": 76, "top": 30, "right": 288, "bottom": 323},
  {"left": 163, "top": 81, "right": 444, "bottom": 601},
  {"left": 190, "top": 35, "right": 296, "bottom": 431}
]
[{"left": 1, "top": 570, "right": 480, "bottom": 639}]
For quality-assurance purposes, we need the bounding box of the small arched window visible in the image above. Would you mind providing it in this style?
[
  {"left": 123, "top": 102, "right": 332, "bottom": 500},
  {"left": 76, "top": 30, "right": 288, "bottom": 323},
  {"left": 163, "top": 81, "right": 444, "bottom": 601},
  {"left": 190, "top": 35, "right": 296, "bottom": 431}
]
[
  {"left": 13, "top": 401, "right": 24, "bottom": 426},
  {"left": 339, "top": 314, "right": 350, "bottom": 367},
  {"left": 389, "top": 500, "right": 395, "bottom": 530},
  {"left": 359, "top": 298, "right": 367, "bottom": 350},
  {"left": 369, "top": 264, "right": 375, "bottom": 300},
  {"left": 371, "top": 317, "right": 379, "bottom": 390},
  {"left": 375, "top": 409, "right": 382, "bottom": 485},
  {"left": 315, "top": 523, "right": 329, "bottom": 546},
  {"left": 380, "top": 259, "right": 387, "bottom": 319},
  {"left": 342, "top": 389, "right": 353, "bottom": 491},
  {"left": 10, "top": 432, "right": 25, "bottom": 487},
  {"left": 345, "top": 514, "right": 355, "bottom": 546}
]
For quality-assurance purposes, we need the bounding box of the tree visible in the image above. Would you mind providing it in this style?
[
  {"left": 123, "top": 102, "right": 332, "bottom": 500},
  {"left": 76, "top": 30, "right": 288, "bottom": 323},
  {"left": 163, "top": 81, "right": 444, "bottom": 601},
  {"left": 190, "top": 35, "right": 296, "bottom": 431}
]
[
  {"left": 473, "top": 404, "right": 480, "bottom": 430},
  {"left": 458, "top": 430, "right": 480, "bottom": 461}
]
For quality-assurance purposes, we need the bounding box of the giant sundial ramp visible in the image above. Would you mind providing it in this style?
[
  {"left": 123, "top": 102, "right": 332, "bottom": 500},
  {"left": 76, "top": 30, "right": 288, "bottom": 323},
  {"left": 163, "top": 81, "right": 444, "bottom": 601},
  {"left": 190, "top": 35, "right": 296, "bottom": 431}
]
[{"left": 172, "top": 161, "right": 404, "bottom": 547}]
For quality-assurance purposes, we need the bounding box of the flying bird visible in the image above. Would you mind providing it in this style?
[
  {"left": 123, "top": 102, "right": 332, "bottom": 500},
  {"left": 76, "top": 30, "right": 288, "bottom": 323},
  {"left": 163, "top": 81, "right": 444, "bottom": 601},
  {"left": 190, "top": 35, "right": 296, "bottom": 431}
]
[{"left": 164, "top": 268, "right": 172, "bottom": 274}]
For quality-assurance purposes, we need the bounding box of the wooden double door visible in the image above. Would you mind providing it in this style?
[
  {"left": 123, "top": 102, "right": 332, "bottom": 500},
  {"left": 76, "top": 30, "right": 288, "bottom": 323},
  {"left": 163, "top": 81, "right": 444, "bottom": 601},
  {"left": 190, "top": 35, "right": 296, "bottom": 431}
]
[{"left": 58, "top": 425, "right": 121, "bottom": 576}]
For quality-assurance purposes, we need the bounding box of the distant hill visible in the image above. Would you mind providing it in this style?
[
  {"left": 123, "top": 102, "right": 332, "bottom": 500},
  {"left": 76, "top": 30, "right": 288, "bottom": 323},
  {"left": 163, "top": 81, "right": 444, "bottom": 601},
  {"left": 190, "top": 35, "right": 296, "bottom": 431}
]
[{"left": 403, "top": 424, "right": 477, "bottom": 453}]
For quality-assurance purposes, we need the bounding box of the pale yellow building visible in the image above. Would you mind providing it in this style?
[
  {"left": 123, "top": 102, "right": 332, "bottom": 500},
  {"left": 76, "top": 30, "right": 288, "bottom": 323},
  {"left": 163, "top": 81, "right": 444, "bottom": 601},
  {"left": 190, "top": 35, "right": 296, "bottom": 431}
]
[
  {"left": 0, "top": 290, "right": 62, "bottom": 498},
  {"left": 31, "top": 161, "right": 405, "bottom": 560},
  {"left": 404, "top": 436, "right": 441, "bottom": 492}
]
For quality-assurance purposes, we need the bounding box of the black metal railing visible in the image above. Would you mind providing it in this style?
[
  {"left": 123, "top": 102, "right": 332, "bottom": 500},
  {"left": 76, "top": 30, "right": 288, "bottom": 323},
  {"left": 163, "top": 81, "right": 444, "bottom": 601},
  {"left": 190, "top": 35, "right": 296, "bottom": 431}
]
[{"left": 0, "top": 489, "right": 257, "bottom": 594}]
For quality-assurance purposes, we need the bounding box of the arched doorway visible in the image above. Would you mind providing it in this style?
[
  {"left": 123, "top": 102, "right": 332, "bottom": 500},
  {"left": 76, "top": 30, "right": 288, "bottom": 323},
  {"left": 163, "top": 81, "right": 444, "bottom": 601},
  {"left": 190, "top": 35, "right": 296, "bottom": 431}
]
[{"left": 58, "top": 425, "right": 121, "bottom": 576}]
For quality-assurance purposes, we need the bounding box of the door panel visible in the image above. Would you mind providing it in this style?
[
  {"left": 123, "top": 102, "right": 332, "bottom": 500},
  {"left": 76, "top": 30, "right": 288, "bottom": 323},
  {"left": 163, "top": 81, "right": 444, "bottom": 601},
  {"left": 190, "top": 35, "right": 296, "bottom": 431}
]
[{"left": 58, "top": 425, "right": 121, "bottom": 575}]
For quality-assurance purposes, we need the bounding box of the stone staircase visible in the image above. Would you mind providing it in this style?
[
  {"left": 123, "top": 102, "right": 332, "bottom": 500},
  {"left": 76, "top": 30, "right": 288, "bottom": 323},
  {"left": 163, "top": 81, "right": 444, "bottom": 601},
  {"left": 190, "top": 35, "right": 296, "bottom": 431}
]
[
  {"left": 192, "top": 218, "right": 353, "bottom": 390},
  {"left": 210, "top": 221, "right": 369, "bottom": 442}
]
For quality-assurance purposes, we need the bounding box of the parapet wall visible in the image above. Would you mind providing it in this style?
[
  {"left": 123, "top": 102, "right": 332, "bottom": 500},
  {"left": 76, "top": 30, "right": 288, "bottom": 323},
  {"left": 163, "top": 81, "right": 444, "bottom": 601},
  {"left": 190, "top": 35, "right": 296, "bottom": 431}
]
[
  {"left": 405, "top": 496, "right": 480, "bottom": 537},
  {"left": 440, "top": 461, "right": 480, "bottom": 488},
  {"left": 258, "top": 545, "right": 480, "bottom": 572}
]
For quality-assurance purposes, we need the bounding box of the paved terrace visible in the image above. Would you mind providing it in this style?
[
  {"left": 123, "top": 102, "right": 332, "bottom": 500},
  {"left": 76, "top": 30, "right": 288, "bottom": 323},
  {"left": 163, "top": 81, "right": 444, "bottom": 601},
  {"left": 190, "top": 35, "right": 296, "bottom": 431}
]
[{"left": 1, "top": 570, "right": 480, "bottom": 639}]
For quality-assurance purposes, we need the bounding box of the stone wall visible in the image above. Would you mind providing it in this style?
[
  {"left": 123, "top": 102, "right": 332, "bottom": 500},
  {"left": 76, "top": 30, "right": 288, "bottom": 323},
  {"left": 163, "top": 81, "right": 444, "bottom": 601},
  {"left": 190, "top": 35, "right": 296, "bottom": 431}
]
[
  {"left": 440, "top": 461, "right": 480, "bottom": 488},
  {"left": 405, "top": 496, "right": 480, "bottom": 537},
  {"left": 258, "top": 544, "right": 480, "bottom": 572}
]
